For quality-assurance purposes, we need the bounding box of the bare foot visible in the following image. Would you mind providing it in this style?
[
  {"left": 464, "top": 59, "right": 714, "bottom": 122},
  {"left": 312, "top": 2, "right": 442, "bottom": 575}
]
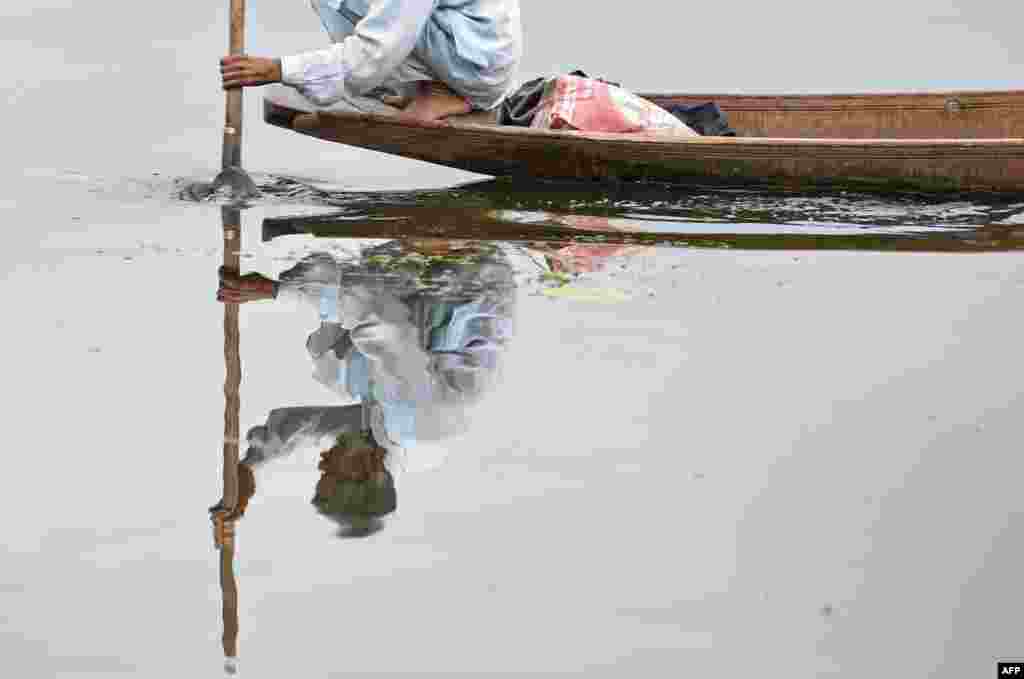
[
  {"left": 381, "top": 94, "right": 412, "bottom": 108},
  {"left": 401, "top": 81, "right": 473, "bottom": 122}
]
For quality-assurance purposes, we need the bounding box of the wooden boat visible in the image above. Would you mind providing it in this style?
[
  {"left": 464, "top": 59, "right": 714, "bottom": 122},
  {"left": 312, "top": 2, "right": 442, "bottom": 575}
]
[{"left": 263, "top": 87, "right": 1024, "bottom": 194}]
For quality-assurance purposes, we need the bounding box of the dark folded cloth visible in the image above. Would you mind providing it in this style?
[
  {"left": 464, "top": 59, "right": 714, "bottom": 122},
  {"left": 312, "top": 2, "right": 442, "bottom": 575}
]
[
  {"left": 499, "top": 76, "right": 548, "bottom": 126},
  {"left": 665, "top": 102, "right": 737, "bottom": 137}
]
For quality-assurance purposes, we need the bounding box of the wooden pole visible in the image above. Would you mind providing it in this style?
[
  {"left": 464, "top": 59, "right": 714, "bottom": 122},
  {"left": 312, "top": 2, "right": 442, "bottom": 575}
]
[
  {"left": 195, "top": 0, "right": 257, "bottom": 202},
  {"left": 215, "top": 5, "right": 247, "bottom": 668},
  {"left": 220, "top": 205, "right": 242, "bottom": 666},
  {"left": 222, "top": 0, "right": 246, "bottom": 171},
  {"left": 220, "top": 527, "right": 240, "bottom": 662}
]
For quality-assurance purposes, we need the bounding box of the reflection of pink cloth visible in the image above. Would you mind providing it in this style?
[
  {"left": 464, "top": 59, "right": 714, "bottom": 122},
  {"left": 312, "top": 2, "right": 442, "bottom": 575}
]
[
  {"left": 532, "top": 213, "right": 650, "bottom": 273},
  {"left": 531, "top": 75, "right": 697, "bottom": 136},
  {"left": 548, "top": 244, "right": 645, "bottom": 274}
]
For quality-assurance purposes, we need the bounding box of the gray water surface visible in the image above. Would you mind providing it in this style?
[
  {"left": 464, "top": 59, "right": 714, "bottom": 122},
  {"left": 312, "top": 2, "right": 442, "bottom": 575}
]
[{"left": 2, "top": 2, "right": 1024, "bottom": 678}]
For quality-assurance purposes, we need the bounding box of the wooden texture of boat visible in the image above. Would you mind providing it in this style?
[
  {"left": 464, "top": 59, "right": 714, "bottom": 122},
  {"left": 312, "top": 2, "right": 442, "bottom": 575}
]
[{"left": 263, "top": 87, "right": 1024, "bottom": 193}]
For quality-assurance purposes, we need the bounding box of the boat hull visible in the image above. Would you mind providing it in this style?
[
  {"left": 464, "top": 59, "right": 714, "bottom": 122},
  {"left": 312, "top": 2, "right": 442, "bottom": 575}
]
[{"left": 264, "top": 88, "right": 1024, "bottom": 193}]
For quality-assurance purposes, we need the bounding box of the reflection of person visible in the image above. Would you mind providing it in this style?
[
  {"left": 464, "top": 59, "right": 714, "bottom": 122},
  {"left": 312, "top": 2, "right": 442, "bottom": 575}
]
[
  {"left": 212, "top": 422, "right": 395, "bottom": 537},
  {"left": 231, "top": 409, "right": 397, "bottom": 537},
  {"left": 219, "top": 0, "right": 522, "bottom": 121},
  {"left": 215, "top": 240, "right": 514, "bottom": 536}
]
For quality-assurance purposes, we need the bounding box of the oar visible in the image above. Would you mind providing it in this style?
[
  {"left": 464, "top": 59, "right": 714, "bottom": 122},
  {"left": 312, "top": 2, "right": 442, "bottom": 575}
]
[
  {"left": 190, "top": 0, "right": 258, "bottom": 201},
  {"left": 217, "top": 205, "right": 243, "bottom": 674}
]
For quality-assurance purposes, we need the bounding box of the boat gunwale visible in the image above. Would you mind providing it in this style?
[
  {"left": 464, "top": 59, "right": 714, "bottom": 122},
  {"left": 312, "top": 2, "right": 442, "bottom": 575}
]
[
  {"left": 264, "top": 94, "right": 1024, "bottom": 151},
  {"left": 642, "top": 89, "right": 1024, "bottom": 112}
]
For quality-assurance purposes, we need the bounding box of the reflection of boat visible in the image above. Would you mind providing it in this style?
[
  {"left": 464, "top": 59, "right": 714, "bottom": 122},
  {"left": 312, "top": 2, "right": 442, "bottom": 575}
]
[
  {"left": 264, "top": 88, "right": 1024, "bottom": 194},
  {"left": 261, "top": 205, "right": 1024, "bottom": 253}
]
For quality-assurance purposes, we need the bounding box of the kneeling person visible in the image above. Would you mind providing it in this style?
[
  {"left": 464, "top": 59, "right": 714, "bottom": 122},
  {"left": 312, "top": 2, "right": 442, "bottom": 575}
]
[{"left": 220, "top": 0, "right": 522, "bottom": 121}]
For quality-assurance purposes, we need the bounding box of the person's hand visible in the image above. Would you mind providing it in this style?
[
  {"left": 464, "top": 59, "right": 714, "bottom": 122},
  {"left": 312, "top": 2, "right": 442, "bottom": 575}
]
[
  {"left": 209, "top": 463, "right": 257, "bottom": 547},
  {"left": 218, "top": 267, "right": 277, "bottom": 304},
  {"left": 220, "top": 55, "right": 282, "bottom": 90}
]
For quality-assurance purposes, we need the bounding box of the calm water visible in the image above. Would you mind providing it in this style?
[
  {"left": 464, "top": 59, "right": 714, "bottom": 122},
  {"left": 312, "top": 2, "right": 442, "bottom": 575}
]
[{"left": 3, "top": 2, "right": 1024, "bottom": 678}]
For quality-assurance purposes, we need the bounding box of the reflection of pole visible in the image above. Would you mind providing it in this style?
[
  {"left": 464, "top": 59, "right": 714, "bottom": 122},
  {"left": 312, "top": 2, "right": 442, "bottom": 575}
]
[{"left": 221, "top": 205, "right": 242, "bottom": 667}]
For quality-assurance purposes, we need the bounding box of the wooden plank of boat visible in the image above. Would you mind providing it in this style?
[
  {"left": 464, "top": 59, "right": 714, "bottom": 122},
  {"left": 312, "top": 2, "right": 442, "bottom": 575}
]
[
  {"left": 649, "top": 91, "right": 1024, "bottom": 140},
  {"left": 263, "top": 87, "right": 1024, "bottom": 193}
]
